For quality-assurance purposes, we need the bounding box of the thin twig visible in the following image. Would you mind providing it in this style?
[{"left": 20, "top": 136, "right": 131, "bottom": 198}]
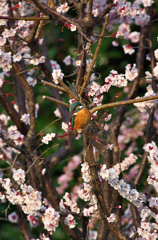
[
  {"left": 26, "top": 144, "right": 59, "bottom": 174},
  {"left": 46, "top": 6, "right": 95, "bottom": 44},
  {"left": 43, "top": 96, "right": 70, "bottom": 108},
  {"left": 0, "top": 149, "right": 13, "bottom": 165},
  {"left": 9, "top": 153, "right": 19, "bottom": 177},
  {"left": 37, "top": 118, "right": 61, "bottom": 136},
  {"left": 0, "top": 135, "right": 25, "bottom": 153},
  {"left": 0, "top": 167, "right": 11, "bottom": 172},
  {"left": 57, "top": 78, "right": 79, "bottom": 101}
]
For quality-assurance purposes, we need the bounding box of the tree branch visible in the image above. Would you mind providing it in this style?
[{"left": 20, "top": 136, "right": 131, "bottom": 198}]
[
  {"left": 86, "top": 0, "right": 93, "bottom": 21},
  {"left": 0, "top": 88, "right": 28, "bottom": 135},
  {"left": 96, "top": 3, "right": 114, "bottom": 23},
  {"left": 17, "top": 206, "right": 33, "bottom": 240},
  {"left": 83, "top": 130, "right": 129, "bottom": 240},
  {"left": 0, "top": 16, "right": 49, "bottom": 20},
  {"left": 110, "top": 131, "right": 122, "bottom": 229},
  {"left": 13, "top": 61, "right": 27, "bottom": 116},
  {"left": 31, "top": 0, "right": 51, "bottom": 16},
  {"left": 80, "top": 14, "right": 110, "bottom": 96},
  {"left": 134, "top": 6, "right": 157, "bottom": 188},
  {"left": 90, "top": 95, "right": 158, "bottom": 114},
  {"left": 41, "top": 80, "right": 66, "bottom": 92},
  {"left": 13, "top": 64, "right": 36, "bottom": 136},
  {"left": 98, "top": 219, "right": 110, "bottom": 240}
]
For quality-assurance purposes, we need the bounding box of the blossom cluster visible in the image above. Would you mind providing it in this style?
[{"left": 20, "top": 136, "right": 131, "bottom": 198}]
[
  {"left": 118, "top": 113, "right": 150, "bottom": 155},
  {"left": 0, "top": 49, "right": 12, "bottom": 72},
  {"left": 64, "top": 214, "right": 77, "bottom": 229},
  {"left": 61, "top": 122, "right": 69, "bottom": 132},
  {"left": 60, "top": 192, "right": 80, "bottom": 214},
  {"left": 85, "top": 63, "right": 138, "bottom": 107},
  {"left": 56, "top": 2, "right": 69, "bottom": 14},
  {"left": 52, "top": 69, "right": 64, "bottom": 84},
  {"left": 0, "top": 122, "right": 24, "bottom": 158},
  {"left": 0, "top": 108, "right": 38, "bottom": 158},
  {"left": 0, "top": 1, "right": 46, "bottom": 75},
  {"left": 41, "top": 133, "right": 56, "bottom": 144},
  {"left": 128, "top": 141, "right": 158, "bottom": 239},
  {"left": 134, "top": 85, "right": 157, "bottom": 112},
  {"left": 63, "top": 54, "right": 95, "bottom": 71},
  {"left": 97, "top": 140, "right": 158, "bottom": 239},
  {"left": 77, "top": 163, "right": 98, "bottom": 217},
  {"left": 0, "top": 0, "right": 9, "bottom": 26},
  {"left": 144, "top": 141, "right": 158, "bottom": 191},
  {"left": 42, "top": 207, "right": 60, "bottom": 233},
  {"left": 0, "top": 169, "right": 60, "bottom": 235},
  {"left": 100, "top": 163, "right": 144, "bottom": 208},
  {"left": 59, "top": 193, "right": 78, "bottom": 228},
  {"left": 81, "top": 162, "right": 91, "bottom": 183},
  {"left": 113, "top": 153, "right": 137, "bottom": 175},
  {"left": 88, "top": 82, "right": 103, "bottom": 106}
]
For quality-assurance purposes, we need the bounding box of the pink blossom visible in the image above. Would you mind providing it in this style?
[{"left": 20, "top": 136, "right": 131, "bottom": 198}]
[
  {"left": 123, "top": 45, "right": 135, "bottom": 55},
  {"left": 70, "top": 24, "right": 76, "bottom": 32},
  {"left": 52, "top": 69, "right": 64, "bottom": 84},
  {"left": 63, "top": 55, "right": 71, "bottom": 65},
  {"left": 128, "top": 31, "right": 140, "bottom": 43},
  {"left": 118, "top": 23, "right": 130, "bottom": 39},
  {"left": 125, "top": 63, "right": 138, "bottom": 81},
  {"left": 112, "top": 41, "right": 119, "bottom": 46},
  {"left": 154, "top": 49, "right": 158, "bottom": 61},
  {"left": 83, "top": 208, "right": 91, "bottom": 216},
  {"left": 64, "top": 214, "right": 76, "bottom": 228},
  {"left": 13, "top": 168, "right": 25, "bottom": 184},
  {"left": 107, "top": 213, "right": 116, "bottom": 223},
  {"left": 8, "top": 212, "right": 18, "bottom": 223}
]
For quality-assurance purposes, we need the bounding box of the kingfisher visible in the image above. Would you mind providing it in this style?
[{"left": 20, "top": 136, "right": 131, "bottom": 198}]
[{"left": 68, "top": 101, "right": 92, "bottom": 136}]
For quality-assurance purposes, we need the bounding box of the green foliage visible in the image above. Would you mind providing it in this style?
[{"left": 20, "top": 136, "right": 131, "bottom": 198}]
[{"left": 0, "top": 223, "right": 24, "bottom": 240}]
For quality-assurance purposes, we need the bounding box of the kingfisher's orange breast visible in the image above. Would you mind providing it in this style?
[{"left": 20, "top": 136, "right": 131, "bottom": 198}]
[{"left": 73, "top": 108, "right": 91, "bottom": 135}]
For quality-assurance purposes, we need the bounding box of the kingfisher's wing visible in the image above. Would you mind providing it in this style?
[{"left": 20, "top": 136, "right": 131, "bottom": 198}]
[{"left": 71, "top": 115, "right": 75, "bottom": 128}]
